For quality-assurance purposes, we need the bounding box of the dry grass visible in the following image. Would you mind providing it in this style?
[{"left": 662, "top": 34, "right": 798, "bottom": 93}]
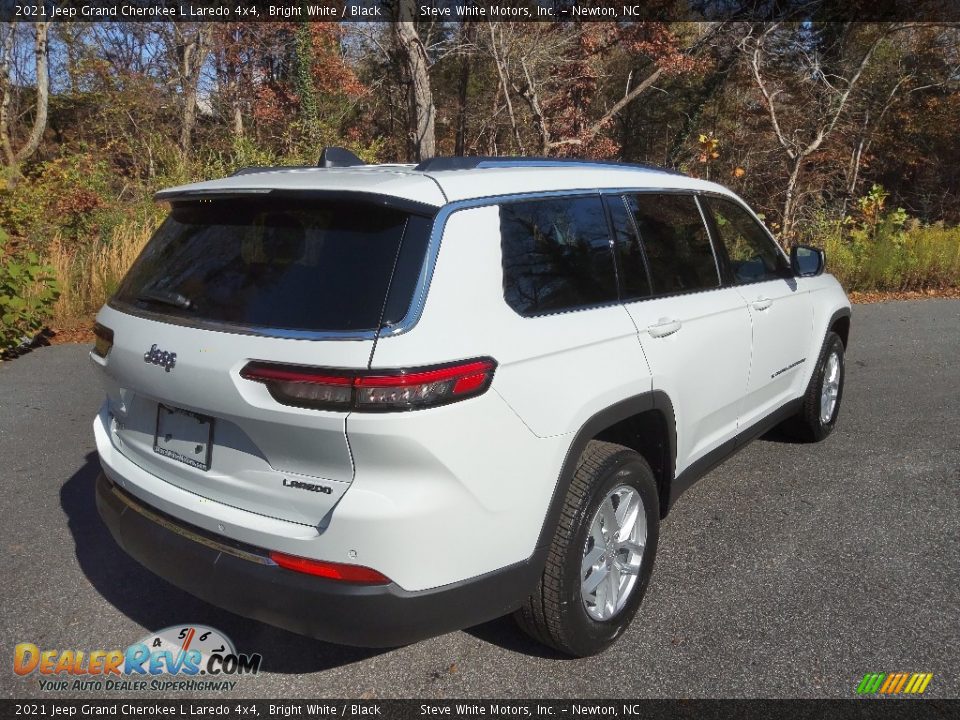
[
  {"left": 823, "top": 222, "right": 960, "bottom": 292},
  {"left": 47, "top": 220, "right": 154, "bottom": 329}
]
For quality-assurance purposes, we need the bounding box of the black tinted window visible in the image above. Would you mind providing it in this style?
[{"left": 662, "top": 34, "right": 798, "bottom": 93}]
[
  {"left": 500, "top": 196, "right": 617, "bottom": 316},
  {"left": 626, "top": 194, "right": 718, "bottom": 294},
  {"left": 707, "top": 197, "right": 790, "bottom": 284},
  {"left": 380, "top": 214, "right": 432, "bottom": 326},
  {"left": 114, "top": 198, "right": 421, "bottom": 332},
  {"left": 606, "top": 195, "right": 651, "bottom": 300}
]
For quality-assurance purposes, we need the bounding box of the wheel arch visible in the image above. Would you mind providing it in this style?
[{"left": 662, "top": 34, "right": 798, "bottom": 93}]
[
  {"left": 829, "top": 308, "right": 851, "bottom": 348},
  {"left": 533, "top": 391, "right": 677, "bottom": 561}
]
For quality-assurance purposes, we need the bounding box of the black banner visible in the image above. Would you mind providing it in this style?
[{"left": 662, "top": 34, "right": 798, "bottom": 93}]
[
  {"left": 3, "top": 700, "right": 960, "bottom": 719},
  {"left": 2, "top": 0, "right": 960, "bottom": 23}
]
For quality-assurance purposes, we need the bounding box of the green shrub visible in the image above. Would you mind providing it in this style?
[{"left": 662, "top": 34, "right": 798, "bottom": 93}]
[
  {"left": 809, "top": 186, "right": 960, "bottom": 292},
  {"left": 0, "top": 153, "right": 123, "bottom": 248},
  {"left": 0, "top": 229, "right": 59, "bottom": 353}
]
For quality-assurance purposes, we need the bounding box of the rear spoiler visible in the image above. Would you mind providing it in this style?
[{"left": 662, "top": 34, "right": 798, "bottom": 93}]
[{"left": 152, "top": 188, "right": 440, "bottom": 217}]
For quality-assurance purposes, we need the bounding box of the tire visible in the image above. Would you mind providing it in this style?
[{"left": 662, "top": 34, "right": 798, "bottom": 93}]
[
  {"left": 783, "top": 330, "right": 846, "bottom": 442},
  {"left": 515, "top": 440, "right": 660, "bottom": 657}
]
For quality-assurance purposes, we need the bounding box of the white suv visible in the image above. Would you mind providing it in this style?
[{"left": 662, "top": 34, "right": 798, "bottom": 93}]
[{"left": 92, "top": 151, "right": 850, "bottom": 657}]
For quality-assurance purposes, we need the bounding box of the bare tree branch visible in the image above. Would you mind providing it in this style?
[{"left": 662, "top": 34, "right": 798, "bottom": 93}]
[
  {"left": 749, "top": 23, "right": 795, "bottom": 159},
  {"left": 489, "top": 24, "right": 525, "bottom": 154},
  {"left": 550, "top": 66, "right": 664, "bottom": 149},
  {"left": 749, "top": 24, "right": 898, "bottom": 239}
]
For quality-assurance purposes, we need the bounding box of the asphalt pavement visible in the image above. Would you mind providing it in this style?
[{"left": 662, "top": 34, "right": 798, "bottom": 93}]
[{"left": 1, "top": 299, "right": 957, "bottom": 699}]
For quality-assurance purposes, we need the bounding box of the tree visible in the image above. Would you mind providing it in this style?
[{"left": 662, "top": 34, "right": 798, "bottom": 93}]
[
  {"left": 838, "top": 25, "right": 960, "bottom": 216},
  {"left": 0, "top": 21, "right": 51, "bottom": 170},
  {"left": 211, "top": 24, "right": 252, "bottom": 137},
  {"left": 746, "top": 23, "right": 898, "bottom": 240},
  {"left": 454, "top": 22, "right": 476, "bottom": 156},
  {"left": 294, "top": 22, "right": 318, "bottom": 131},
  {"left": 393, "top": 1, "right": 436, "bottom": 161},
  {"left": 166, "top": 23, "right": 213, "bottom": 157},
  {"left": 475, "top": 22, "right": 714, "bottom": 158}
]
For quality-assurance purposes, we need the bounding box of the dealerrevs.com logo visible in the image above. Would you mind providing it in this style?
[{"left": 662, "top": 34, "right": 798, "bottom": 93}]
[{"left": 14, "top": 625, "right": 262, "bottom": 692}]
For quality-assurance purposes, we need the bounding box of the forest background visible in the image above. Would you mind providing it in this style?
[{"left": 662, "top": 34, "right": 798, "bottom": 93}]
[{"left": 0, "top": 17, "right": 958, "bottom": 350}]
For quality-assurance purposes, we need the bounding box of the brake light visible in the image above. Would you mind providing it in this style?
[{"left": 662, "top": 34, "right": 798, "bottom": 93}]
[
  {"left": 240, "top": 364, "right": 354, "bottom": 408},
  {"left": 92, "top": 323, "right": 114, "bottom": 358},
  {"left": 240, "top": 357, "right": 496, "bottom": 412},
  {"left": 269, "top": 552, "right": 391, "bottom": 584}
]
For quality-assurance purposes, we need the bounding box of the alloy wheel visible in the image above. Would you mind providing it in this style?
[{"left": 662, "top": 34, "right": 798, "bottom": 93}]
[{"left": 580, "top": 485, "right": 647, "bottom": 621}]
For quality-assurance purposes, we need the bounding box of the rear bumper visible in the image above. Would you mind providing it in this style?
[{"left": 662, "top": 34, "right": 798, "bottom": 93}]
[{"left": 95, "top": 472, "right": 537, "bottom": 647}]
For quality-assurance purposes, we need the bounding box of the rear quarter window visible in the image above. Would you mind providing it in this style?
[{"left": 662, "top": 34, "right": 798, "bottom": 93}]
[
  {"left": 499, "top": 196, "right": 618, "bottom": 316},
  {"left": 113, "top": 198, "right": 429, "bottom": 333}
]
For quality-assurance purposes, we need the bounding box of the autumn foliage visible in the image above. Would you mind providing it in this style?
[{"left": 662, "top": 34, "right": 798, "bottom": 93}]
[{"left": 0, "top": 20, "right": 956, "bottom": 347}]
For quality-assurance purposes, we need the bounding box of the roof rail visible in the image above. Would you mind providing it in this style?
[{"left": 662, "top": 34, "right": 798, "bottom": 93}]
[
  {"left": 413, "top": 156, "right": 684, "bottom": 175},
  {"left": 319, "top": 146, "right": 366, "bottom": 168}
]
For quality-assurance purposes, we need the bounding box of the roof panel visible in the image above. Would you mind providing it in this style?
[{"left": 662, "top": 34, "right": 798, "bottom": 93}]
[
  {"left": 427, "top": 166, "right": 728, "bottom": 203},
  {"left": 153, "top": 163, "right": 735, "bottom": 208}
]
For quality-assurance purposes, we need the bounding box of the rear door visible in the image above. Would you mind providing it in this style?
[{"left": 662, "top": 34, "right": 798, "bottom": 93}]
[
  {"left": 95, "top": 195, "right": 431, "bottom": 526},
  {"left": 702, "top": 195, "right": 813, "bottom": 427},
  {"left": 610, "top": 192, "right": 753, "bottom": 475}
]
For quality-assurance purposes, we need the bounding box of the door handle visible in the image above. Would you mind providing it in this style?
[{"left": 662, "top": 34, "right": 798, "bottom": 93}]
[
  {"left": 647, "top": 318, "right": 682, "bottom": 338},
  {"left": 751, "top": 296, "right": 773, "bottom": 311}
]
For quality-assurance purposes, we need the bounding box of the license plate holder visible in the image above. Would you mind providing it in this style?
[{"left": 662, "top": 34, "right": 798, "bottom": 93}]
[{"left": 153, "top": 404, "right": 213, "bottom": 472}]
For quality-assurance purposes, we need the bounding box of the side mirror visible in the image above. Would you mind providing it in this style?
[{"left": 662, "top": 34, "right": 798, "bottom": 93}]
[{"left": 791, "top": 244, "right": 825, "bottom": 277}]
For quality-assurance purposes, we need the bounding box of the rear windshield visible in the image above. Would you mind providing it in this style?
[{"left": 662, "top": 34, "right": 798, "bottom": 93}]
[{"left": 113, "top": 198, "right": 430, "bottom": 333}]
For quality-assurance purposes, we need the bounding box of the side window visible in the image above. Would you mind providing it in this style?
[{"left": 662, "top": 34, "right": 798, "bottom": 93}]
[
  {"left": 707, "top": 197, "right": 790, "bottom": 284},
  {"left": 500, "top": 196, "right": 618, "bottom": 316},
  {"left": 626, "top": 193, "right": 719, "bottom": 294},
  {"left": 605, "top": 195, "right": 651, "bottom": 301}
]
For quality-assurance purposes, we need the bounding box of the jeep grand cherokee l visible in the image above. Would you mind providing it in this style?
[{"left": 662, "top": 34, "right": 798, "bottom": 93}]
[{"left": 92, "top": 151, "right": 850, "bottom": 656}]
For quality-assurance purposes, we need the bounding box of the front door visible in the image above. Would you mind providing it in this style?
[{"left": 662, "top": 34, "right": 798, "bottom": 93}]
[{"left": 701, "top": 195, "right": 813, "bottom": 428}]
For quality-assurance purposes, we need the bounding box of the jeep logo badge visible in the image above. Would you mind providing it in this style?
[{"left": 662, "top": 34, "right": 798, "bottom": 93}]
[{"left": 144, "top": 344, "right": 177, "bottom": 372}]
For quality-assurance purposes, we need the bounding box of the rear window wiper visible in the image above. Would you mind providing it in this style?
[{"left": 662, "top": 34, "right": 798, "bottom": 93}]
[{"left": 137, "top": 289, "right": 193, "bottom": 310}]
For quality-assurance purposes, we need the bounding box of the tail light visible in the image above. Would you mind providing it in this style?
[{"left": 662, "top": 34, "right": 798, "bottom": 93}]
[
  {"left": 93, "top": 323, "right": 114, "bottom": 358},
  {"left": 269, "top": 551, "right": 391, "bottom": 585},
  {"left": 240, "top": 357, "right": 497, "bottom": 412}
]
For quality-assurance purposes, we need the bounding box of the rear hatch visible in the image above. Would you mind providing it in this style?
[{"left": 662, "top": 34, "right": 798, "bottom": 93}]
[{"left": 95, "top": 193, "right": 433, "bottom": 526}]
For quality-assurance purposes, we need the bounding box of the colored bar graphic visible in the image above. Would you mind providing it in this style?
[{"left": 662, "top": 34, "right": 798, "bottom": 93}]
[
  {"left": 893, "top": 673, "right": 909, "bottom": 693},
  {"left": 879, "top": 674, "right": 898, "bottom": 693},
  {"left": 858, "top": 672, "right": 933, "bottom": 695},
  {"left": 857, "top": 673, "right": 886, "bottom": 694}
]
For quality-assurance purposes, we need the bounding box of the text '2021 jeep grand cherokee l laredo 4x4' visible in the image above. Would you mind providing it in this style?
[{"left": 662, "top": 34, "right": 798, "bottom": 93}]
[{"left": 92, "top": 151, "right": 850, "bottom": 657}]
